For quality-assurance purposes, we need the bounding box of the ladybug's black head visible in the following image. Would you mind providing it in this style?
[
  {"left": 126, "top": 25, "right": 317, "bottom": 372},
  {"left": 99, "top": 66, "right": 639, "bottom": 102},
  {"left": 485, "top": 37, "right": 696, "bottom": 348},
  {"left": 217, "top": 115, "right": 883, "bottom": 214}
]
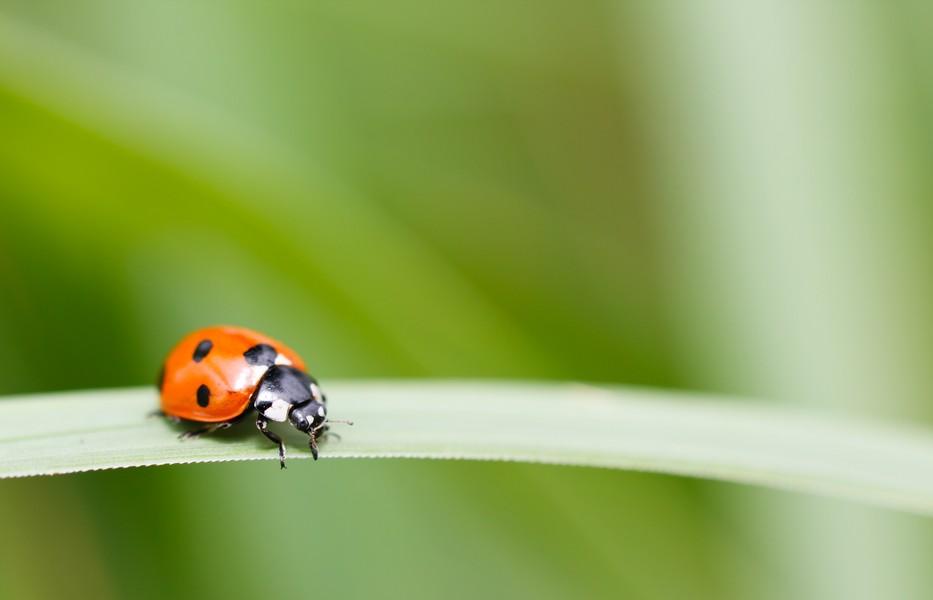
[{"left": 288, "top": 400, "right": 328, "bottom": 434}]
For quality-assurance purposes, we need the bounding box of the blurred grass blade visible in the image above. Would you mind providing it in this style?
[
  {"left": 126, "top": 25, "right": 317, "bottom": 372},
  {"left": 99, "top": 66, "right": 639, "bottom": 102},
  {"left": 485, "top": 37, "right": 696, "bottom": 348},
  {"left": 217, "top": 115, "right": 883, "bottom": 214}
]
[{"left": 2, "top": 382, "right": 933, "bottom": 515}]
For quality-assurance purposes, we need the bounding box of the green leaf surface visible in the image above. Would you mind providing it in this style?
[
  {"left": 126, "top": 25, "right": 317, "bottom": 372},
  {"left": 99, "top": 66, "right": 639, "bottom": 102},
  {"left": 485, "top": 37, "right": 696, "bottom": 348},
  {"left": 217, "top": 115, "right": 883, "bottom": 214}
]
[{"left": 2, "top": 382, "right": 932, "bottom": 516}]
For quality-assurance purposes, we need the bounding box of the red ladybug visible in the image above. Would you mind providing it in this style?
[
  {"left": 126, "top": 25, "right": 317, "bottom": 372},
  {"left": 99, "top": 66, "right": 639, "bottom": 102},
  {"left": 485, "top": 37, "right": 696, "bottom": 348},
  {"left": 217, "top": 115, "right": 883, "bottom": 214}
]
[{"left": 157, "top": 325, "right": 349, "bottom": 467}]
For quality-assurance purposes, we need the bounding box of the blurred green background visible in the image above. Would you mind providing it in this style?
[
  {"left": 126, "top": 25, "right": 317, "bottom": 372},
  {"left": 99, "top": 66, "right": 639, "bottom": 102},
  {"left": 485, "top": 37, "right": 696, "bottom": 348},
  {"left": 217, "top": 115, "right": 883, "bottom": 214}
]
[{"left": 1, "top": 2, "right": 933, "bottom": 598}]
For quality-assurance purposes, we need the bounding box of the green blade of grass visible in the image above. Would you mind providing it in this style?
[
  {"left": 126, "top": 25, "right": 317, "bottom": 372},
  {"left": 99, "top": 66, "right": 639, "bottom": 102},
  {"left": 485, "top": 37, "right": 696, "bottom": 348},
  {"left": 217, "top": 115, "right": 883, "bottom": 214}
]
[{"left": 2, "top": 382, "right": 932, "bottom": 515}]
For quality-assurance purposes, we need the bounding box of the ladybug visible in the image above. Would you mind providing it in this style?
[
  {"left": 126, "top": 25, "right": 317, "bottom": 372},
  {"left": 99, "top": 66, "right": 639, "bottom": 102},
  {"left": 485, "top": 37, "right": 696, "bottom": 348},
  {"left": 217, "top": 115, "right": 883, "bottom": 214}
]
[{"left": 157, "top": 325, "right": 349, "bottom": 468}]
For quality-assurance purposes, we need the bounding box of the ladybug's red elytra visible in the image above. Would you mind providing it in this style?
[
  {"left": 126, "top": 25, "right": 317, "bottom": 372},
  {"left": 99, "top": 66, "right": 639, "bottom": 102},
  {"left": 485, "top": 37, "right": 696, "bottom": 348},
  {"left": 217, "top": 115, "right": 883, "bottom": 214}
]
[{"left": 157, "top": 325, "right": 350, "bottom": 467}]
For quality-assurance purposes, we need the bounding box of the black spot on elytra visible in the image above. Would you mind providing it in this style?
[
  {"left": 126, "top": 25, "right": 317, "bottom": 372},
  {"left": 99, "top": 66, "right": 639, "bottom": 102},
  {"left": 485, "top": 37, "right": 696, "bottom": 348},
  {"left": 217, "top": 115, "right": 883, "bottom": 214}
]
[
  {"left": 197, "top": 384, "right": 211, "bottom": 407},
  {"left": 244, "top": 343, "right": 277, "bottom": 367},
  {"left": 193, "top": 339, "right": 213, "bottom": 362}
]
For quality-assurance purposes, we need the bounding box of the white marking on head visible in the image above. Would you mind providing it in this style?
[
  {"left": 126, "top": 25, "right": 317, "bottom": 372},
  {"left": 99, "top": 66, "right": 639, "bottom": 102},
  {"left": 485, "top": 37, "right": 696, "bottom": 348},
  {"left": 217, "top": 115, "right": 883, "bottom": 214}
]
[
  {"left": 317, "top": 406, "right": 326, "bottom": 417},
  {"left": 263, "top": 399, "right": 291, "bottom": 422},
  {"left": 274, "top": 354, "right": 292, "bottom": 366}
]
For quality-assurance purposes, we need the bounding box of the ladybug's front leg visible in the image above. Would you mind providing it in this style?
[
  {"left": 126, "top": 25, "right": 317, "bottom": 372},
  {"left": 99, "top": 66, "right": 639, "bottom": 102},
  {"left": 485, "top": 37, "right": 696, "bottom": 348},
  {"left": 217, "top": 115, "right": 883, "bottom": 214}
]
[
  {"left": 308, "top": 431, "right": 319, "bottom": 461},
  {"left": 256, "top": 415, "right": 287, "bottom": 469}
]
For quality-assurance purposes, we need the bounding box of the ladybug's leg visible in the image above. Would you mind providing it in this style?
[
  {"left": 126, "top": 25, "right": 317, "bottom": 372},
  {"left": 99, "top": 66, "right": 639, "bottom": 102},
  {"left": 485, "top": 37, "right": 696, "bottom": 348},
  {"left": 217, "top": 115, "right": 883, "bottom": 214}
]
[
  {"left": 256, "top": 415, "right": 287, "bottom": 469},
  {"left": 178, "top": 422, "right": 232, "bottom": 441},
  {"left": 149, "top": 410, "right": 182, "bottom": 424},
  {"left": 317, "top": 429, "right": 341, "bottom": 442},
  {"left": 308, "top": 431, "right": 320, "bottom": 461}
]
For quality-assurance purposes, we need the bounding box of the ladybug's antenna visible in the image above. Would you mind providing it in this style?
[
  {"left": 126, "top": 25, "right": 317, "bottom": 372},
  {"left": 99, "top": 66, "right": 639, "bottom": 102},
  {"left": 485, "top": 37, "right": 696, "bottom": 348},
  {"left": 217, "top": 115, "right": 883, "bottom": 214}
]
[{"left": 315, "top": 418, "right": 352, "bottom": 444}]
